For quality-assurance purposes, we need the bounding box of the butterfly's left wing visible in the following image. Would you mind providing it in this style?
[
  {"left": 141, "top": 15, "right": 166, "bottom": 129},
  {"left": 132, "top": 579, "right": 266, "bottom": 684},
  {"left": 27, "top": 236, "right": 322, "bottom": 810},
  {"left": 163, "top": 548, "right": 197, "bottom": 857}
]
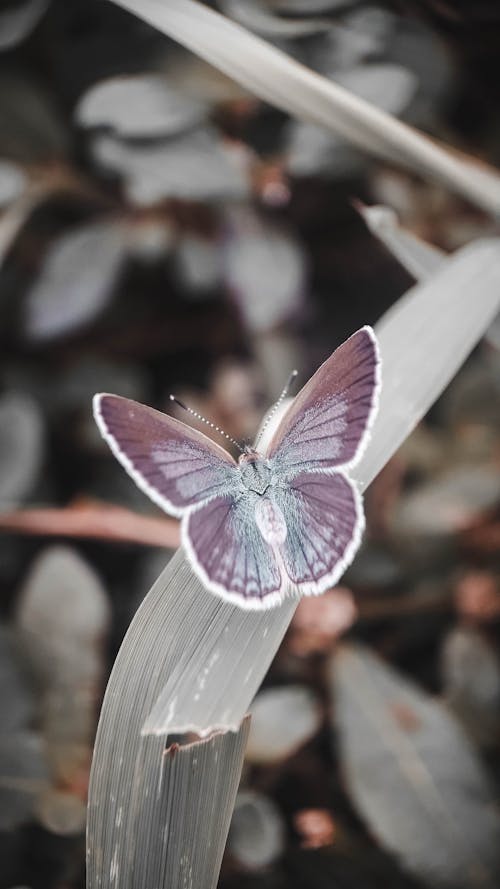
[
  {"left": 93, "top": 394, "right": 241, "bottom": 517},
  {"left": 273, "top": 470, "right": 363, "bottom": 594},
  {"left": 267, "top": 326, "right": 380, "bottom": 474},
  {"left": 183, "top": 495, "right": 283, "bottom": 608}
]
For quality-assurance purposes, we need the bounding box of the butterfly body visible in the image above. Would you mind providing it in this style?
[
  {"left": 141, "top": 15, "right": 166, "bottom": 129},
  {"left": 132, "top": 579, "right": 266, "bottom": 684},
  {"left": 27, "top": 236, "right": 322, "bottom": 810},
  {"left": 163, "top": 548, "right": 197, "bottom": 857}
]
[{"left": 93, "top": 326, "right": 381, "bottom": 610}]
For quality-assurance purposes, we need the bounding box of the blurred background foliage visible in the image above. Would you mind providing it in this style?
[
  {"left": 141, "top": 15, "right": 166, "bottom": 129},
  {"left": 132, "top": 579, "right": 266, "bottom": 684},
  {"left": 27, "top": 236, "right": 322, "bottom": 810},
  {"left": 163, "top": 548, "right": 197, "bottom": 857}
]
[{"left": 0, "top": 0, "right": 499, "bottom": 887}]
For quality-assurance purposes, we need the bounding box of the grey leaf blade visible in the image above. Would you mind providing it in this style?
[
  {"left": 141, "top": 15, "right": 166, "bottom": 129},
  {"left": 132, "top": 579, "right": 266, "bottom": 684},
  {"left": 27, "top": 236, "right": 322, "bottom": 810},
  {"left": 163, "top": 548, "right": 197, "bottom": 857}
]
[
  {"left": 357, "top": 203, "right": 447, "bottom": 280},
  {"left": 24, "top": 219, "right": 129, "bottom": 341},
  {"left": 330, "top": 642, "right": 500, "bottom": 889},
  {"left": 86, "top": 591, "right": 250, "bottom": 889},
  {"left": 353, "top": 238, "right": 500, "bottom": 491}
]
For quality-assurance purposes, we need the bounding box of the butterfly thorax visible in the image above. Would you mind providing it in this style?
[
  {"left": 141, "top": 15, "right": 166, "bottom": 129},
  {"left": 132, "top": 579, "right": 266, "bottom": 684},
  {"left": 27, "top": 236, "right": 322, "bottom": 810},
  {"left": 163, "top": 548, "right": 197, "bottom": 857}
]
[{"left": 238, "top": 451, "right": 273, "bottom": 496}]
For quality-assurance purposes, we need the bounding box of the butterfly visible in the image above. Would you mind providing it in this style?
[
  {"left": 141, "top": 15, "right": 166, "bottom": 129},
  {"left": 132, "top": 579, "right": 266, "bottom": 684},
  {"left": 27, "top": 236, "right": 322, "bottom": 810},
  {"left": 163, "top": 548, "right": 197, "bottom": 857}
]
[{"left": 93, "top": 326, "right": 380, "bottom": 609}]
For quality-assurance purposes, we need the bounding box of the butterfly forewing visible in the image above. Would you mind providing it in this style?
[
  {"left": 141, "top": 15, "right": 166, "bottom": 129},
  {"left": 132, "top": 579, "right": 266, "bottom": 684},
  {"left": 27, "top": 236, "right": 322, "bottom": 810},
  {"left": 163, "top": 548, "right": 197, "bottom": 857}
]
[
  {"left": 267, "top": 326, "right": 380, "bottom": 473},
  {"left": 93, "top": 394, "right": 241, "bottom": 516},
  {"left": 274, "top": 471, "right": 363, "bottom": 593},
  {"left": 184, "top": 495, "right": 283, "bottom": 607}
]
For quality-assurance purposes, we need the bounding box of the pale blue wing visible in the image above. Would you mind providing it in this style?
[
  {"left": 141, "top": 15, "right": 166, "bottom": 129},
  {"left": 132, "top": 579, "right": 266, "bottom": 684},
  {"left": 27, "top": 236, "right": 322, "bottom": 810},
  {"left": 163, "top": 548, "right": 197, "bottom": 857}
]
[
  {"left": 183, "top": 493, "right": 283, "bottom": 608},
  {"left": 93, "top": 394, "right": 241, "bottom": 517},
  {"left": 267, "top": 326, "right": 380, "bottom": 474},
  {"left": 273, "top": 470, "right": 363, "bottom": 593}
]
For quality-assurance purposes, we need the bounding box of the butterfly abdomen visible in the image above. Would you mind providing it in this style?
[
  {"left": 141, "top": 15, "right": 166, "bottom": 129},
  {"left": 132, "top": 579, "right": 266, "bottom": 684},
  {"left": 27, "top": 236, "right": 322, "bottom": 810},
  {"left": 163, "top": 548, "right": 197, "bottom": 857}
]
[{"left": 254, "top": 496, "right": 287, "bottom": 545}]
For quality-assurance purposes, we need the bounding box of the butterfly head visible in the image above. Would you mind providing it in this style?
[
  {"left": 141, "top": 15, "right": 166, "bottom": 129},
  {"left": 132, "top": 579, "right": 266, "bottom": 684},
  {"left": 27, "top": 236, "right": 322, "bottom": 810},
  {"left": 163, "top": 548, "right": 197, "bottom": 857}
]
[{"left": 240, "top": 445, "right": 261, "bottom": 461}]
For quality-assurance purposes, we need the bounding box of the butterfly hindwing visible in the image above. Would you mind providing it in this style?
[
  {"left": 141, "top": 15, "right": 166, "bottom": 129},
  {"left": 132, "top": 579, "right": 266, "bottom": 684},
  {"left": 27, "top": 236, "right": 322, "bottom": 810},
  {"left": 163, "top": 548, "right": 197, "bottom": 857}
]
[
  {"left": 267, "top": 326, "right": 380, "bottom": 473},
  {"left": 183, "top": 494, "right": 283, "bottom": 608},
  {"left": 273, "top": 470, "right": 363, "bottom": 593},
  {"left": 93, "top": 394, "right": 241, "bottom": 517}
]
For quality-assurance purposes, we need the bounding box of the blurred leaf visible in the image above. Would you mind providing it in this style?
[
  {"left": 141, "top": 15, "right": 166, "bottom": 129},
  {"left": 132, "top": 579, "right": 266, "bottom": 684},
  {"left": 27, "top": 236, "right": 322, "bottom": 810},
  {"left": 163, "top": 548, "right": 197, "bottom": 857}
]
[
  {"left": 0, "top": 0, "right": 49, "bottom": 51},
  {"left": 246, "top": 685, "right": 322, "bottom": 764},
  {"left": 92, "top": 126, "right": 250, "bottom": 205},
  {"left": 228, "top": 791, "right": 285, "bottom": 869},
  {"left": 16, "top": 545, "right": 111, "bottom": 680},
  {"left": 16, "top": 546, "right": 110, "bottom": 820},
  {"left": 441, "top": 626, "right": 500, "bottom": 747},
  {"left": 75, "top": 73, "right": 207, "bottom": 138},
  {"left": 0, "top": 731, "right": 49, "bottom": 830},
  {"left": 0, "top": 74, "right": 68, "bottom": 162},
  {"left": 222, "top": 206, "right": 306, "bottom": 333},
  {"left": 0, "top": 185, "right": 53, "bottom": 267},
  {"left": 175, "top": 233, "right": 222, "bottom": 294},
  {"left": 269, "top": 0, "right": 353, "bottom": 11},
  {"left": 0, "top": 625, "right": 36, "bottom": 734},
  {"left": 108, "top": 0, "right": 500, "bottom": 214},
  {"left": 392, "top": 464, "right": 500, "bottom": 542},
  {"left": 24, "top": 218, "right": 129, "bottom": 341},
  {"left": 0, "top": 159, "right": 27, "bottom": 207},
  {"left": 0, "top": 392, "right": 44, "bottom": 507},
  {"left": 0, "top": 499, "right": 180, "bottom": 547},
  {"left": 35, "top": 787, "right": 87, "bottom": 836},
  {"left": 331, "top": 643, "right": 500, "bottom": 889},
  {"left": 219, "top": 0, "right": 331, "bottom": 36}
]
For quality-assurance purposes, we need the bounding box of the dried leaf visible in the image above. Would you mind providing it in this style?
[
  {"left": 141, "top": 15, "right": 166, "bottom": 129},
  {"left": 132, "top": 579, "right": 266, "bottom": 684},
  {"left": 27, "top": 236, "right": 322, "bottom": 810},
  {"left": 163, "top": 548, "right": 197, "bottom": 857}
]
[
  {"left": 331, "top": 643, "right": 500, "bottom": 888},
  {"left": 0, "top": 500, "right": 180, "bottom": 547}
]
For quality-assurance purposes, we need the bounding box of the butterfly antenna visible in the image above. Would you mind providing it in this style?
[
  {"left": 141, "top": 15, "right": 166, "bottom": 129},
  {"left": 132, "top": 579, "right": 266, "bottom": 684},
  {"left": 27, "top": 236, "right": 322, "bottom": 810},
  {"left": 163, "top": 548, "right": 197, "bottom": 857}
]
[
  {"left": 255, "top": 369, "right": 298, "bottom": 449},
  {"left": 169, "top": 395, "right": 244, "bottom": 453}
]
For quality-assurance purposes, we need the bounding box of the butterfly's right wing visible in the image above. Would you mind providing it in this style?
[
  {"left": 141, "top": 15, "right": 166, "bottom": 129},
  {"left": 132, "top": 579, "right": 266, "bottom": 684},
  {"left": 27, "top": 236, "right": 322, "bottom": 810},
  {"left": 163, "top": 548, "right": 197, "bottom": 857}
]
[
  {"left": 273, "top": 469, "right": 363, "bottom": 595},
  {"left": 94, "top": 394, "right": 241, "bottom": 517},
  {"left": 267, "top": 326, "right": 380, "bottom": 474}
]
